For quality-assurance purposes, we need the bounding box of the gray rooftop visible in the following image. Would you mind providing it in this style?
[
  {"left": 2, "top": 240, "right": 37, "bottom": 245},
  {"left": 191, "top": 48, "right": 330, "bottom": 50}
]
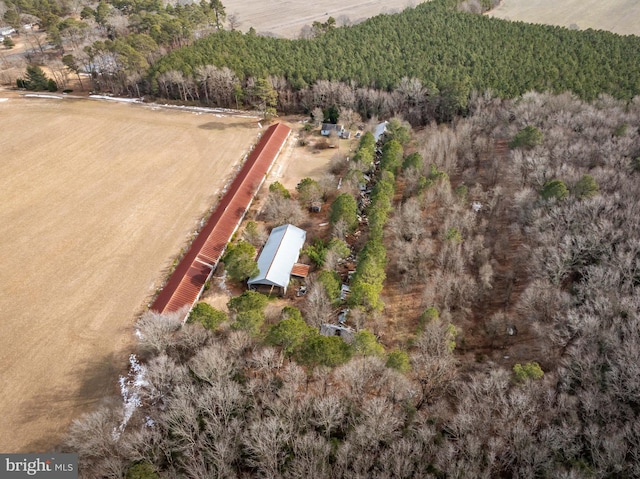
[
  {"left": 248, "top": 224, "right": 306, "bottom": 291},
  {"left": 373, "top": 121, "right": 388, "bottom": 142}
]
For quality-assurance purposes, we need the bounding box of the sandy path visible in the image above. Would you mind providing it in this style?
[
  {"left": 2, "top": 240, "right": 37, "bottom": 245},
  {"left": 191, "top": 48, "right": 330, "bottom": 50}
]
[
  {"left": 487, "top": 0, "right": 640, "bottom": 36},
  {"left": 0, "top": 95, "right": 258, "bottom": 452},
  {"left": 223, "top": 0, "right": 427, "bottom": 37}
]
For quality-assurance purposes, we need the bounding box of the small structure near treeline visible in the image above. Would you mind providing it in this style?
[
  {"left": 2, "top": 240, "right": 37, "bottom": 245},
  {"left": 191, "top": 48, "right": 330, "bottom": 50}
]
[
  {"left": 248, "top": 224, "right": 309, "bottom": 295},
  {"left": 320, "top": 123, "right": 344, "bottom": 136},
  {"left": 320, "top": 323, "right": 355, "bottom": 342}
]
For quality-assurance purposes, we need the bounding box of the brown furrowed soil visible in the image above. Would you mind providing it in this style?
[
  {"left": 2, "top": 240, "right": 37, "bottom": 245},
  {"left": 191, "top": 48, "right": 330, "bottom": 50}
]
[
  {"left": 0, "top": 94, "right": 259, "bottom": 452},
  {"left": 222, "top": 0, "right": 429, "bottom": 38},
  {"left": 487, "top": 0, "right": 640, "bottom": 36}
]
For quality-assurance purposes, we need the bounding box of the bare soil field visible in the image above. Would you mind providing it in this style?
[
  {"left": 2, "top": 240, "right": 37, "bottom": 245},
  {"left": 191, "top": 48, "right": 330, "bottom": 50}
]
[
  {"left": 222, "top": 0, "right": 428, "bottom": 38},
  {"left": 267, "top": 122, "right": 353, "bottom": 191},
  {"left": 487, "top": 0, "right": 640, "bottom": 36},
  {"left": 0, "top": 94, "right": 260, "bottom": 452}
]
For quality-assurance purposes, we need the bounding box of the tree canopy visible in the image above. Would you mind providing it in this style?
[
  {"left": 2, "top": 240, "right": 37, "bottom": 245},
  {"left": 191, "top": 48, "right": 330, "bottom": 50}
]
[
  {"left": 293, "top": 333, "right": 353, "bottom": 368},
  {"left": 186, "top": 302, "right": 227, "bottom": 330},
  {"left": 541, "top": 179, "right": 569, "bottom": 201},
  {"left": 266, "top": 307, "right": 313, "bottom": 357},
  {"left": 151, "top": 0, "right": 640, "bottom": 103},
  {"left": 509, "top": 125, "right": 544, "bottom": 149},
  {"left": 329, "top": 193, "right": 358, "bottom": 231},
  {"left": 227, "top": 290, "right": 268, "bottom": 335},
  {"left": 222, "top": 240, "right": 259, "bottom": 282}
]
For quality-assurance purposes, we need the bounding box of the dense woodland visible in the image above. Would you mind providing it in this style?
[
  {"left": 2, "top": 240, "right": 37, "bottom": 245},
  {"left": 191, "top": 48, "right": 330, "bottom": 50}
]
[
  {"left": 64, "top": 91, "right": 640, "bottom": 477},
  {"left": 151, "top": 0, "right": 640, "bottom": 107},
  {"left": 3, "top": 0, "right": 640, "bottom": 123}
]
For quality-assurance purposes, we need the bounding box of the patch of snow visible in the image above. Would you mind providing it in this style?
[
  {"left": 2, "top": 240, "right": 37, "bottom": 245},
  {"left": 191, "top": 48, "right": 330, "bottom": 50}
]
[
  {"left": 24, "top": 94, "right": 62, "bottom": 99},
  {"left": 113, "top": 354, "right": 147, "bottom": 440},
  {"left": 89, "top": 95, "right": 142, "bottom": 103},
  {"left": 215, "top": 270, "right": 232, "bottom": 296},
  {"left": 147, "top": 102, "right": 260, "bottom": 118},
  {"left": 0, "top": 98, "right": 8, "bottom": 102}
]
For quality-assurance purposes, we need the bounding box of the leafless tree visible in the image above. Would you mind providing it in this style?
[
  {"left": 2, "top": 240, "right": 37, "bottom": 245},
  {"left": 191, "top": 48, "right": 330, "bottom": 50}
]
[
  {"left": 135, "top": 309, "right": 184, "bottom": 356},
  {"left": 298, "top": 24, "right": 314, "bottom": 40},
  {"left": 64, "top": 404, "right": 127, "bottom": 478},
  {"left": 302, "top": 276, "right": 334, "bottom": 327},
  {"left": 243, "top": 416, "right": 291, "bottom": 478},
  {"left": 285, "top": 432, "right": 331, "bottom": 479},
  {"left": 242, "top": 220, "right": 268, "bottom": 247},
  {"left": 227, "top": 12, "right": 241, "bottom": 30},
  {"left": 261, "top": 191, "right": 306, "bottom": 225},
  {"left": 311, "top": 106, "right": 324, "bottom": 126},
  {"left": 310, "top": 395, "right": 346, "bottom": 438}
]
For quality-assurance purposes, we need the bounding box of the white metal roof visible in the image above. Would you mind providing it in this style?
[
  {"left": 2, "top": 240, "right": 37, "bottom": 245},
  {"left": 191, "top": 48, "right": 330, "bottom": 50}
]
[
  {"left": 373, "top": 121, "right": 388, "bottom": 142},
  {"left": 248, "top": 224, "right": 306, "bottom": 290}
]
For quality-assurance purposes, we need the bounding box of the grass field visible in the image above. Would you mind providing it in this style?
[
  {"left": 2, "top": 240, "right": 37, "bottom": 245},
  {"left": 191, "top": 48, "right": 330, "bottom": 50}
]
[
  {"left": 222, "top": 0, "right": 427, "bottom": 38},
  {"left": 487, "top": 0, "right": 640, "bottom": 36},
  {"left": 0, "top": 94, "right": 260, "bottom": 452}
]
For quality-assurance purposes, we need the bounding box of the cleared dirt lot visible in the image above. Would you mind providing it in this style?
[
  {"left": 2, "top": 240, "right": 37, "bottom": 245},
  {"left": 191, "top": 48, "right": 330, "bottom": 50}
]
[
  {"left": 223, "top": 0, "right": 428, "bottom": 37},
  {"left": 268, "top": 124, "right": 353, "bottom": 191},
  {"left": 487, "top": 0, "right": 640, "bottom": 36},
  {"left": 0, "top": 95, "right": 259, "bottom": 452}
]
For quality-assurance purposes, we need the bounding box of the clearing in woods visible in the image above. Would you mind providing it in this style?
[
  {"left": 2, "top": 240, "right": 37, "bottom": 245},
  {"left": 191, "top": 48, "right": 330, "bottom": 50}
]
[
  {"left": 486, "top": 0, "right": 640, "bottom": 36},
  {"left": 0, "top": 94, "right": 260, "bottom": 452}
]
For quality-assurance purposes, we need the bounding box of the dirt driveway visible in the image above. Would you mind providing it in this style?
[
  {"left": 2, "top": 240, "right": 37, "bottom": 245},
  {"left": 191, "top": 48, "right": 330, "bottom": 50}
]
[{"left": 0, "top": 94, "right": 259, "bottom": 452}]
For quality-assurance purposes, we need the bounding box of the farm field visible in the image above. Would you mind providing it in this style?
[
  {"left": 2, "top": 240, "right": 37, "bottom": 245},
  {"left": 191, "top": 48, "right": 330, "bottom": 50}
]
[
  {"left": 0, "top": 94, "right": 260, "bottom": 452},
  {"left": 487, "top": 0, "right": 640, "bottom": 36},
  {"left": 222, "top": 0, "right": 428, "bottom": 38}
]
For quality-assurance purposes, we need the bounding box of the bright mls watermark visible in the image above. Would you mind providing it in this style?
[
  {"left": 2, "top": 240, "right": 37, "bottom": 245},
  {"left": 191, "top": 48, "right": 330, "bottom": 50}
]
[{"left": 0, "top": 454, "right": 78, "bottom": 478}]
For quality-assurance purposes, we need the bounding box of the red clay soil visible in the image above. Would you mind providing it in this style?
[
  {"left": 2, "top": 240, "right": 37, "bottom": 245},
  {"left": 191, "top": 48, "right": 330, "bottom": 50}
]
[{"left": 151, "top": 123, "right": 292, "bottom": 314}]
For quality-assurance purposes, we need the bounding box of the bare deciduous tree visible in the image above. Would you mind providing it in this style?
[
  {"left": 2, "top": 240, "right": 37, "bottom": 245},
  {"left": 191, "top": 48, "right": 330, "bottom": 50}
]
[{"left": 135, "top": 309, "right": 184, "bottom": 355}]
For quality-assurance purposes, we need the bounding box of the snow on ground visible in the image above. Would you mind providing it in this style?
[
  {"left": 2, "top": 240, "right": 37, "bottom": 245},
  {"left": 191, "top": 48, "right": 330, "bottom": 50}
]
[
  {"left": 24, "top": 93, "right": 63, "bottom": 99},
  {"left": 89, "top": 94, "right": 142, "bottom": 103}
]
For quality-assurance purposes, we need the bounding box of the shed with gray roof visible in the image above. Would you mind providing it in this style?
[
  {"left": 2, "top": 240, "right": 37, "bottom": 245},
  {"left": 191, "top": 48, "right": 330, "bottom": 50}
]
[{"left": 248, "top": 224, "right": 306, "bottom": 294}]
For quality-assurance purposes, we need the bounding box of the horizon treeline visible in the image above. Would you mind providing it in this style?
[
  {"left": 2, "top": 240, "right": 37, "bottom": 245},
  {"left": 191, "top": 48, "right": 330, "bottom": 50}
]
[
  {"left": 145, "top": 0, "right": 640, "bottom": 110},
  {"left": 13, "top": 0, "right": 640, "bottom": 123}
]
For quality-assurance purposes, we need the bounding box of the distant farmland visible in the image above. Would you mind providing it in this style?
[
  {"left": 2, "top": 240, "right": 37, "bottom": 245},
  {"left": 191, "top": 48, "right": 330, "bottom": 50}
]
[
  {"left": 487, "top": 0, "right": 640, "bottom": 36},
  {"left": 222, "top": 0, "right": 428, "bottom": 38},
  {"left": 0, "top": 95, "right": 258, "bottom": 452}
]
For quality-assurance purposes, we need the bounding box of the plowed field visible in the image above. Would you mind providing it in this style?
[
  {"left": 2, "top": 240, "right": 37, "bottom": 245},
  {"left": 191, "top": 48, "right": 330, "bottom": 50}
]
[
  {"left": 487, "top": 0, "right": 640, "bottom": 36},
  {"left": 0, "top": 94, "right": 259, "bottom": 452},
  {"left": 223, "top": 0, "right": 428, "bottom": 37}
]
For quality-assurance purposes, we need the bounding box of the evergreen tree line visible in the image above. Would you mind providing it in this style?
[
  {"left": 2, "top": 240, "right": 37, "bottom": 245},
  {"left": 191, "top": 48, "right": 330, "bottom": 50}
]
[
  {"left": 138, "top": 0, "right": 640, "bottom": 123},
  {"left": 15, "top": 0, "right": 640, "bottom": 122}
]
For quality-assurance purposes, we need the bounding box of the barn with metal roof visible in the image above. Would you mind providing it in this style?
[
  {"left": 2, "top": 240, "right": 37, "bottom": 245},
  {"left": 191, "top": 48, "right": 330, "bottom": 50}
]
[
  {"left": 151, "top": 122, "right": 292, "bottom": 315},
  {"left": 248, "top": 224, "right": 306, "bottom": 294}
]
